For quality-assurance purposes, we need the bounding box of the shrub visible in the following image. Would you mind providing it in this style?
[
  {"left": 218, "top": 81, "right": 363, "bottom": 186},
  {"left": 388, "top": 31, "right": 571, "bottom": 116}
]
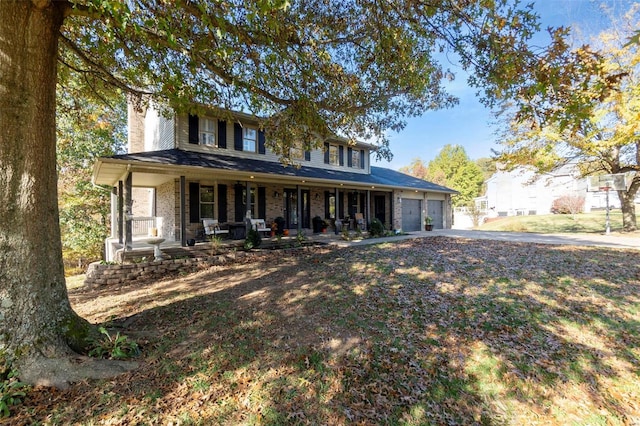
[
  {"left": 88, "top": 327, "right": 140, "bottom": 360},
  {"left": 244, "top": 228, "right": 262, "bottom": 250},
  {"left": 0, "top": 366, "right": 27, "bottom": 418},
  {"left": 551, "top": 194, "right": 585, "bottom": 216},
  {"left": 368, "top": 218, "right": 385, "bottom": 237}
]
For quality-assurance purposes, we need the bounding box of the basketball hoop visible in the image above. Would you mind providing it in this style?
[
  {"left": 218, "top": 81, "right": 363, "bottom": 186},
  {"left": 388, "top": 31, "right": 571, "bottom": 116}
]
[{"left": 599, "top": 186, "right": 611, "bottom": 192}]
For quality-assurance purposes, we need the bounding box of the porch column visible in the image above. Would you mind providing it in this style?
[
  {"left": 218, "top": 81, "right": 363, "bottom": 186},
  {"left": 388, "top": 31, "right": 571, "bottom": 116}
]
[
  {"left": 245, "top": 181, "right": 252, "bottom": 219},
  {"left": 390, "top": 192, "right": 394, "bottom": 231},
  {"left": 124, "top": 172, "right": 132, "bottom": 251},
  {"left": 366, "top": 190, "right": 371, "bottom": 225},
  {"left": 180, "top": 176, "right": 187, "bottom": 246},
  {"left": 110, "top": 187, "right": 117, "bottom": 239},
  {"left": 297, "top": 185, "right": 302, "bottom": 233},
  {"left": 117, "top": 180, "right": 123, "bottom": 244}
]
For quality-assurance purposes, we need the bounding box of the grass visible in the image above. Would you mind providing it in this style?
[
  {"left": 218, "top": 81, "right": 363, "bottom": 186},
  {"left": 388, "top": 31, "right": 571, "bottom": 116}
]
[
  {"left": 477, "top": 209, "right": 629, "bottom": 234},
  {"left": 12, "top": 237, "right": 640, "bottom": 425}
]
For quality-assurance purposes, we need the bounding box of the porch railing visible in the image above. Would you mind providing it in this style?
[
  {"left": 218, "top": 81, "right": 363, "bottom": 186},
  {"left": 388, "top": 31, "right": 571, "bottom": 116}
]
[{"left": 131, "top": 216, "right": 157, "bottom": 236}]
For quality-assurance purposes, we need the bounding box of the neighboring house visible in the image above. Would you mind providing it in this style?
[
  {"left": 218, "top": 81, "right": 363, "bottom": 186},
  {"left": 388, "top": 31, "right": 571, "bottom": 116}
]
[
  {"left": 93, "top": 103, "right": 456, "bottom": 260},
  {"left": 475, "top": 163, "right": 621, "bottom": 219}
]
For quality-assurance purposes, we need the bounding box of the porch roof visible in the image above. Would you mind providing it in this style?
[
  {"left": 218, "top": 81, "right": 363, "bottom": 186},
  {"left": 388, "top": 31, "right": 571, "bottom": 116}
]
[{"left": 93, "top": 148, "right": 456, "bottom": 193}]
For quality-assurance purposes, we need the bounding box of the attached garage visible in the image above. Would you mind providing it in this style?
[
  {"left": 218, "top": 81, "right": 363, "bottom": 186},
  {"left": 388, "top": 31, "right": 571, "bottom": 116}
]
[
  {"left": 401, "top": 199, "right": 422, "bottom": 231},
  {"left": 427, "top": 200, "right": 444, "bottom": 229}
]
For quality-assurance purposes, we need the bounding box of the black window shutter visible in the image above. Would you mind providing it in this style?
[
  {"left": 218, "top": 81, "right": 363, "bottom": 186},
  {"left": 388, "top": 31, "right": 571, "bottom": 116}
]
[
  {"left": 347, "top": 147, "right": 353, "bottom": 167},
  {"left": 258, "top": 130, "right": 266, "bottom": 154},
  {"left": 234, "top": 183, "right": 244, "bottom": 222},
  {"left": 218, "top": 184, "right": 227, "bottom": 222},
  {"left": 340, "top": 192, "right": 346, "bottom": 219},
  {"left": 360, "top": 149, "right": 365, "bottom": 169},
  {"left": 218, "top": 121, "right": 227, "bottom": 149},
  {"left": 304, "top": 150, "right": 311, "bottom": 161},
  {"left": 339, "top": 146, "right": 344, "bottom": 166},
  {"left": 234, "top": 123, "right": 243, "bottom": 151},
  {"left": 188, "top": 114, "right": 199, "bottom": 144},
  {"left": 258, "top": 187, "right": 266, "bottom": 219},
  {"left": 324, "top": 143, "right": 330, "bottom": 164},
  {"left": 189, "top": 182, "right": 200, "bottom": 223},
  {"left": 360, "top": 193, "right": 366, "bottom": 215}
]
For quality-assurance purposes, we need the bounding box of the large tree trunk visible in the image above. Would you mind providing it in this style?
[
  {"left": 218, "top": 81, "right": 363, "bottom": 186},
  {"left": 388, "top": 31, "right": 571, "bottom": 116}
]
[
  {"left": 619, "top": 190, "right": 638, "bottom": 232},
  {"left": 0, "top": 1, "right": 135, "bottom": 388}
]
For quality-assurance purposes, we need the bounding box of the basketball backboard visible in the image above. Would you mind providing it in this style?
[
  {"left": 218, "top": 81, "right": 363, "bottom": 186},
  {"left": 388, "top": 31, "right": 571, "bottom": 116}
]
[{"left": 587, "top": 174, "right": 627, "bottom": 192}]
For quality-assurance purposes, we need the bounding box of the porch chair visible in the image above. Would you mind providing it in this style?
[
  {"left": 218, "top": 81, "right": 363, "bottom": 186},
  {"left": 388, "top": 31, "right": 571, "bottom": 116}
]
[
  {"left": 203, "top": 219, "right": 229, "bottom": 238},
  {"left": 355, "top": 213, "right": 366, "bottom": 231},
  {"left": 250, "top": 219, "right": 271, "bottom": 236}
]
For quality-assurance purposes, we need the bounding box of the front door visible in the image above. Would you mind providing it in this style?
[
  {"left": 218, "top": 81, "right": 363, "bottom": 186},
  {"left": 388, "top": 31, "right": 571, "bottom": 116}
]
[
  {"left": 284, "top": 189, "right": 310, "bottom": 229},
  {"left": 374, "top": 195, "right": 386, "bottom": 225}
]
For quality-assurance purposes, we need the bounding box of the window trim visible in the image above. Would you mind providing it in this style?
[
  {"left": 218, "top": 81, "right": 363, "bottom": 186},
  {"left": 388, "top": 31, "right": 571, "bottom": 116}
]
[
  {"left": 329, "top": 144, "right": 340, "bottom": 166},
  {"left": 243, "top": 127, "right": 258, "bottom": 153},
  {"left": 351, "top": 149, "right": 361, "bottom": 169},
  {"left": 290, "top": 142, "right": 305, "bottom": 161},
  {"left": 200, "top": 185, "right": 215, "bottom": 218},
  {"left": 199, "top": 118, "right": 216, "bottom": 147}
]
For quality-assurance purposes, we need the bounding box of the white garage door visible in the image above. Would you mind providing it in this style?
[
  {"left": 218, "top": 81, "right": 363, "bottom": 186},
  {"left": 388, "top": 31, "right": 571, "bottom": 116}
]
[
  {"left": 402, "top": 199, "right": 422, "bottom": 231},
  {"left": 427, "top": 200, "right": 444, "bottom": 229}
]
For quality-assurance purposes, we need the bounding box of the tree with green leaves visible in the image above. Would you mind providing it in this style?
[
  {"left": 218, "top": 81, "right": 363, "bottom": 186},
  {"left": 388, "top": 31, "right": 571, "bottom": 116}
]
[
  {"left": 400, "top": 146, "right": 484, "bottom": 207},
  {"left": 0, "top": 0, "right": 613, "bottom": 387},
  {"left": 57, "top": 89, "right": 126, "bottom": 272},
  {"left": 496, "top": 5, "right": 640, "bottom": 230}
]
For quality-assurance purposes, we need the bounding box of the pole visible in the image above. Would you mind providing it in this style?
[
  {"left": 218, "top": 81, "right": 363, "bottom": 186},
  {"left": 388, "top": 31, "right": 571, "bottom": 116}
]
[{"left": 605, "top": 187, "right": 610, "bottom": 235}]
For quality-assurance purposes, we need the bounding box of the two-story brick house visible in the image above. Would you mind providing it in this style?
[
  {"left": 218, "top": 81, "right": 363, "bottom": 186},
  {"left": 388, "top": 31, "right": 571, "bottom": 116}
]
[{"left": 92, "top": 103, "right": 455, "bottom": 260}]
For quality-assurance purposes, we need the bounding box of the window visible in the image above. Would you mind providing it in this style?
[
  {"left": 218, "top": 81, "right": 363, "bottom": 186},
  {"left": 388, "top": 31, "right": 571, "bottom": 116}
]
[
  {"left": 242, "top": 187, "right": 256, "bottom": 218},
  {"left": 329, "top": 144, "right": 339, "bottom": 165},
  {"left": 243, "top": 128, "right": 257, "bottom": 152},
  {"left": 200, "top": 118, "right": 216, "bottom": 146},
  {"left": 327, "top": 195, "right": 336, "bottom": 219},
  {"left": 290, "top": 142, "right": 305, "bottom": 160},
  {"left": 351, "top": 150, "right": 361, "bottom": 168},
  {"left": 200, "top": 185, "right": 215, "bottom": 218}
]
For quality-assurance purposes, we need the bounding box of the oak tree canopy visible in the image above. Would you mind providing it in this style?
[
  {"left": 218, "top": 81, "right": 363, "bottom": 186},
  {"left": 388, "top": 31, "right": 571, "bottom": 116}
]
[{"left": 0, "top": 0, "right": 608, "bottom": 387}]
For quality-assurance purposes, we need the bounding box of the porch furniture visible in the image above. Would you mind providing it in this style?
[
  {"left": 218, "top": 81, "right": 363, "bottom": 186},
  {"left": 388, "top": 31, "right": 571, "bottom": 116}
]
[
  {"left": 228, "top": 222, "right": 247, "bottom": 240},
  {"left": 355, "top": 213, "right": 365, "bottom": 230},
  {"left": 203, "top": 219, "right": 229, "bottom": 238},
  {"left": 250, "top": 219, "right": 271, "bottom": 236}
]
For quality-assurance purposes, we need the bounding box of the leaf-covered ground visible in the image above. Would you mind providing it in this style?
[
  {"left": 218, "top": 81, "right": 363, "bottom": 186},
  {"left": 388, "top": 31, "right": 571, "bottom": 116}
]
[{"left": 9, "top": 237, "right": 640, "bottom": 425}]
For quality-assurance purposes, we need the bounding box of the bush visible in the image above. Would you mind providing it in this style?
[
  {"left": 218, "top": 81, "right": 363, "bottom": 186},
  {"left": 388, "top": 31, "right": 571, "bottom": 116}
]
[
  {"left": 244, "top": 228, "right": 262, "bottom": 250},
  {"left": 368, "top": 218, "right": 385, "bottom": 237},
  {"left": 551, "top": 194, "right": 585, "bottom": 215},
  {"left": 0, "top": 366, "right": 27, "bottom": 418},
  {"left": 88, "top": 327, "right": 139, "bottom": 360}
]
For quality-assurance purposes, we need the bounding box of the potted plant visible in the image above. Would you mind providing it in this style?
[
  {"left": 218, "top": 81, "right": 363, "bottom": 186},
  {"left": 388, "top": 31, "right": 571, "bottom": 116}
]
[{"left": 424, "top": 216, "right": 433, "bottom": 231}]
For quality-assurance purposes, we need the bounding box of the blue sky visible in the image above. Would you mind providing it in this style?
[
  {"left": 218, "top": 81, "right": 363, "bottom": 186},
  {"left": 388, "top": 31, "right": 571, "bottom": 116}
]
[{"left": 374, "top": 0, "right": 637, "bottom": 171}]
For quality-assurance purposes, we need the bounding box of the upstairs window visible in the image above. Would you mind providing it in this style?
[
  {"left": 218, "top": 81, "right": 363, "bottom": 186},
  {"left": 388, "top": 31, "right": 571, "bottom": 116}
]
[
  {"left": 243, "top": 128, "right": 257, "bottom": 152},
  {"left": 200, "top": 118, "right": 216, "bottom": 146},
  {"left": 351, "top": 149, "right": 361, "bottom": 168},
  {"left": 329, "top": 144, "right": 339, "bottom": 165},
  {"left": 290, "top": 142, "right": 305, "bottom": 160}
]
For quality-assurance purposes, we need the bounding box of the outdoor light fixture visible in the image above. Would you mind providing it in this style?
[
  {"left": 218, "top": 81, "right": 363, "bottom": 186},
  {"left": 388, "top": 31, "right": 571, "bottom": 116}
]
[{"left": 273, "top": 191, "right": 280, "bottom": 198}]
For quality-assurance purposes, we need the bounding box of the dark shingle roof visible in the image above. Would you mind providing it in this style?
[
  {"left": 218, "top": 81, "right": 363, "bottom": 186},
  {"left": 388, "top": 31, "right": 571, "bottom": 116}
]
[{"left": 107, "top": 149, "right": 456, "bottom": 193}]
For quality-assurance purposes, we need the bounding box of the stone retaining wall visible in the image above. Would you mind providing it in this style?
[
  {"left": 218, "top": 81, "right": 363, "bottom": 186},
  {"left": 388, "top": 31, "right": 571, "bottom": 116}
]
[{"left": 84, "top": 245, "right": 329, "bottom": 287}]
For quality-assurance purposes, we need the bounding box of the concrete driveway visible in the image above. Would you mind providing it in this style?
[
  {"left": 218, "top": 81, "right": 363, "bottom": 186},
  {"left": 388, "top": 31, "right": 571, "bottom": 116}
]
[
  {"left": 427, "top": 229, "right": 640, "bottom": 250},
  {"left": 326, "top": 228, "right": 640, "bottom": 250}
]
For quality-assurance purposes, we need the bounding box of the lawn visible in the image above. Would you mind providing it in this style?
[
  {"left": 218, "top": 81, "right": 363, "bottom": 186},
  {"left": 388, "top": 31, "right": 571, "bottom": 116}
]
[
  {"left": 11, "top": 237, "right": 640, "bottom": 425},
  {"left": 477, "top": 210, "right": 627, "bottom": 234}
]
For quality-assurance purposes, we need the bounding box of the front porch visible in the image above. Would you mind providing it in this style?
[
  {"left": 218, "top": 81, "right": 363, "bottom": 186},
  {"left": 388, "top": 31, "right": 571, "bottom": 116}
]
[{"left": 105, "top": 227, "right": 367, "bottom": 263}]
